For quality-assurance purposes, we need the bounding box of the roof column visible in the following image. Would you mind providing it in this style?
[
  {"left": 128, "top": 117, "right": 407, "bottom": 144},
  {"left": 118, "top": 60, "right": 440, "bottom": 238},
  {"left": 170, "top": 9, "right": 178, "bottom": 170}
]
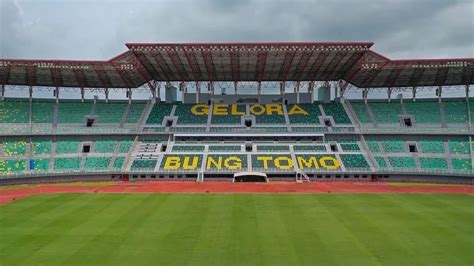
[
  {"left": 29, "top": 86, "right": 33, "bottom": 101},
  {"left": 196, "top": 81, "right": 200, "bottom": 103},
  {"left": 387, "top": 87, "right": 392, "bottom": 102},
  {"left": 412, "top": 87, "right": 417, "bottom": 102},
  {"left": 280, "top": 81, "right": 285, "bottom": 96},
  {"left": 127, "top": 88, "right": 132, "bottom": 104},
  {"left": 363, "top": 88, "right": 368, "bottom": 104},
  {"left": 104, "top": 88, "right": 109, "bottom": 103},
  {"left": 309, "top": 81, "right": 315, "bottom": 102},
  {"left": 156, "top": 82, "right": 161, "bottom": 100},
  {"left": 1, "top": 84, "right": 4, "bottom": 100},
  {"left": 466, "top": 84, "right": 470, "bottom": 99},
  {"left": 54, "top": 86, "right": 60, "bottom": 104},
  {"left": 80, "top": 88, "right": 85, "bottom": 102},
  {"left": 295, "top": 81, "right": 300, "bottom": 103},
  {"left": 438, "top": 86, "right": 443, "bottom": 103},
  {"left": 258, "top": 82, "right": 262, "bottom": 95},
  {"left": 234, "top": 82, "right": 238, "bottom": 94},
  {"left": 150, "top": 80, "right": 157, "bottom": 103},
  {"left": 209, "top": 82, "right": 214, "bottom": 96}
]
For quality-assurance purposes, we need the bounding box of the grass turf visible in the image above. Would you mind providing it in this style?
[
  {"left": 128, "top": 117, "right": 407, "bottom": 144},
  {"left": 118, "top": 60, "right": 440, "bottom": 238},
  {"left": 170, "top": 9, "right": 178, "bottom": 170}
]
[{"left": 0, "top": 194, "right": 472, "bottom": 266}]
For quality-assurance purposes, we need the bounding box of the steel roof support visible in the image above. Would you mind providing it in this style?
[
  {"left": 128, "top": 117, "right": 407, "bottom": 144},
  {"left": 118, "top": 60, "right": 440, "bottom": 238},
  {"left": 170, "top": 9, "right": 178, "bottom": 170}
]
[
  {"left": 182, "top": 47, "right": 202, "bottom": 81},
  {"left": 234, "top": 81, "right": 238, "bottom": 94},
  {"left": 303, "top": 51, "right": 327, "bottom": 81},
  {"left": 386, "top": 62, "right": 409, "bottom": 88},
  {"left": 363, "top": 88, "right": 368, "bottom": 104},
  {"left": 434, "top": 67, "right": 449, "bottom": 86},
  {"left": 93, "top": 66, "right": 111, "bottom": 93},
  {"left": 256, "top": 51, "right": 268, "bottom": 83},
  {"left": 26, "top": 65, "right": 37, "bottom": 89},
  {"left": 408, "top": 67, "right": 426, "bottom": 88},
  {"left": 201, "top": 50, "right": 216, "bottom": 82},
  {"left": 412, "top": 87, "right": 417, "bottom": 101},
  {"left": 80, "top": 88, "right": 85, "bottom": 102},
  {"left": 0, "top": 84, "right": 4, "bottom": 100},
  {"left": 166, "top": 49, "right": 186, "bottom": 82},
  {"left": 29, "top": 86, "right": 33, "bottom": 101},
  {"left": 257, "top": 81, "right": 262, "bottom": 95},
  {"left": 151, "top": 52, "right": 173, "bottom": 81},
  {"left": 293, "top": 51, "right": 313, "bottom": 81},
  {"left": 230, "top": 49, "right": 240, "bottom": 85},
  {"left": 466, "top": 84, "right": 470, "bottom": 98},
  {"left": 196, "top": 81, "right": 201, "bottom": 103},
  {"left": 318, "top": 50, "right": 346, "bottom": 80},
  {"left": 280, "top": 51, "right": 297, "bottom": 81},
  {"left": 72, "top": 69, "right": 89, "bottom": 89}
]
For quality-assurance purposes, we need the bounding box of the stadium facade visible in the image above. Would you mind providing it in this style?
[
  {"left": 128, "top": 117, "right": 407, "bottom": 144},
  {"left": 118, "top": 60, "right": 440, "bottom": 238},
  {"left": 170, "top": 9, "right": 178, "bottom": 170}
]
[{"left": 0, "top": 42, "right": 473, "bottom": 184}]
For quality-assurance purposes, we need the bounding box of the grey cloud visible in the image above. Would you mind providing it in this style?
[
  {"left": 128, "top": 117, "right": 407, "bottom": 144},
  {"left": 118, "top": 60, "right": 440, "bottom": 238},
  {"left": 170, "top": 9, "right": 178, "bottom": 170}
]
[{"left": 1, "top": 0, "right": 473, "bottom": 60}]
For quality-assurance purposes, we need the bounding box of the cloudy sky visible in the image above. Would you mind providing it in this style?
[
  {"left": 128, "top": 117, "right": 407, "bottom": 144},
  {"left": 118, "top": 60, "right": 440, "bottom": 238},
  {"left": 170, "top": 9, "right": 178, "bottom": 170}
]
[{"left": 1, "top": 0, "right": 473, "bottom": 61}]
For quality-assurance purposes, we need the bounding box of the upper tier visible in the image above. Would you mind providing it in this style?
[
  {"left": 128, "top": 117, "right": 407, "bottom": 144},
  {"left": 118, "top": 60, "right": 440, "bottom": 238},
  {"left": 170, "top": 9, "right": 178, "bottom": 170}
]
[{"left": 0, "top": 98, "right": 473, "bottom": 135}]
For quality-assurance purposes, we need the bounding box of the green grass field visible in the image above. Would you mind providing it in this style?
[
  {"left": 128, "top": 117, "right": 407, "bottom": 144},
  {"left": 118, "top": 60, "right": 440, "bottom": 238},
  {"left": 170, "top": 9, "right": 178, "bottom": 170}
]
[{"left": 1, "top": 194, "right": 473, "bottom": 266}]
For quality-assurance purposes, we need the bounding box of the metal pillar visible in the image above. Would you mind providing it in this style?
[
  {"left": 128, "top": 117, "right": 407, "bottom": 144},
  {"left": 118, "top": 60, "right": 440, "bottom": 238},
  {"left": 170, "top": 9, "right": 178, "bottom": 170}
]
[
  {"left": 0, "top": 84, "right": 4, "bottom": 100},
  {"left": 127, "top": 88, "right": 132, "bottom": 104},
  {"left": 280, "top": 81, "right": 285, "bottom": 95},
  {"left": 80, "top": 88, "right": 85, "bottom": 102},
  {"left": 29, "top": 86, "right": 33, "bottom": 101},
  {"left": 412, "top": 87, "right": 417, "bottom": 102},
  {"left": 466, "top": 84, "right": 470, "bottom": 98},
  {"left": 104, "top": 88, "right": 109, "bottom": 103},
  {"left": 196, "top": 82, "right": 200, "bottom": 103},
  {"left": 295, "top": 81, "right": 300, "bottom": 103},
  {"left": 156, "top": 82, "right": 161, "bottom": 101},
  {"left": 257, "top": 81, "right": 262, "bottom": 95},
  {"left": 438, "top": 86, "right": 443, "bottom": 103},
  {"left": 234, "top": 81, "right": 238, "bottom": 95},
  {"left": 363, "top": 88, "right": 368, "bottom": 104},
  {"left": 309, "top": 81, "right": 315, "bottom": 102},
  {"left": 55, "top": 87, "right": 60, "bottom": 103},
  {"left": 209, "top": 81, "right": 214, "bottom": 96},
  {"left": 387, "top": 87, "right": 392, "bottom": 102}
]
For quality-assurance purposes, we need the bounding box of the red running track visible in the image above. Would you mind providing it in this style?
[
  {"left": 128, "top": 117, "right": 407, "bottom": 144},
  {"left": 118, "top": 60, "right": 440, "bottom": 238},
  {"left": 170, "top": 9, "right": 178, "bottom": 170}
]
[{"left": 0, "top": 181, "right": 473, "bottom": 205}]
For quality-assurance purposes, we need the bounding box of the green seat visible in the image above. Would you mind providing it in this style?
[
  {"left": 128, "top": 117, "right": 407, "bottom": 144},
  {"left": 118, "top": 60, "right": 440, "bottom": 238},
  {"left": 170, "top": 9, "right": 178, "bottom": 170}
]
[
  {"left": 112, "top": 157, "right": 125, "bottom": 169},
  {"left": 131, "top": 159, "right": 157, "bottom": 170},
  {"left": 54, "top": 158, "right": 81, "bottom": 170},
  {"left": 388, "top": 157, "right": 416, "bottom": 169},
  {"left": 32, "top": 141, "right": 52, "bottom": 155},
  {"left": 211, "top": 104, "right": 245, "bottom": 124},
  {"left": 95, "top": 102, "right": 128, "bottom": 124},
  {"left": 451, "top": 158, "right": 472, "bottom": 171},
  {"left": 405, "top": 101, "right": 440, "bottom": 124},
  {"left": 84, "top": 157, "right": 111, "bottom": 170},
  {"left": 256, "top": 145, "right": 290, "bottom": 151},
  {"left": 94, "top": 141, "right": 117, "bottom": 153},
  {"left": 288, "top": 104, "right": 321, "bottom": 124},
  {"left": 339, "top": 154, "right": 370, "bottom": 169},
  {"left": 293, "top": 145, "right": 327, "bottom": 152},
  {"left": 419, "top": 140, "right": 445, "bottom": 154},
  {"left": 443, "top": 100, "right": 468, "bottom": 124},
  {"left": 375, "top": 157, "right": 388, "bottom": 168},
  {"left": 2, "top": 141, "right": 27, "bottom": 156},
  {"left": 448, "top": 140, "right": 470, "bottom": 154},
  {"left": 366, "top": 140, "right": 380, "bottom": 153},
  {"left": 419, "top": 157, "right": 448, "bottom": 170},
  {"left": 118, "top": 141, "right": 134, "bottom": 153},
  {"left": 350, "top": 102, "right": 372, "bottom": 124},
  {"left": 208, "top": 146, "right": 242, "bottom": 152},
  {"left": 57, "top": 101, "right": 93, "bottom": 123},
  {"left": 31, "top": 100, "right": 55, "bottom": 123},
  {"left": 56, "top": 141, "right": 80, "bottom": 154},
  {"left": 127, "top": 103, "right": 147, "bottom": 123},
  {"left": 369, "top": 102, "right": 402, "bottom": 124},
  {"left": 381, "top": 139, "right": 406, "bottom": 153},
  {"left": 172, "top": 145, "right": 205, "bottom": 152},
  {"left": 0, "top": 99, "right": 29, "bottom": 123},
  {"left": 175, "top": 104, "right": 208, "bottom": 124},
  {"left": 30, "top": 159, "right": 50, "bottom": 172},
  {"left": 321, "top": 103, "right": 351, "bottom": 124},
  {"left": 0, "top": 159, "right": 27, "bottom": 175},
  {"left": 340, "top": 143, "right": 360, "bottom": 151}
]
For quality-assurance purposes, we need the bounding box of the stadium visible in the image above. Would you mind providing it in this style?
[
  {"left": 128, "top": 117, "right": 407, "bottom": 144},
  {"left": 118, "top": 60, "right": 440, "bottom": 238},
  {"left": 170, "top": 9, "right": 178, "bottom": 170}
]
[{"left": 1, "top": 41, "right": 473, "bottom": 265}]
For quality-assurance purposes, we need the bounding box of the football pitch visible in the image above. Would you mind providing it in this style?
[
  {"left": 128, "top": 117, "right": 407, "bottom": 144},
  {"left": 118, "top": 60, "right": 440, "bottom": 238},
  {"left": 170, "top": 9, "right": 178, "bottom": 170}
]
[{"left": 1, "top": 193, "right": 472, "bottom": 266}]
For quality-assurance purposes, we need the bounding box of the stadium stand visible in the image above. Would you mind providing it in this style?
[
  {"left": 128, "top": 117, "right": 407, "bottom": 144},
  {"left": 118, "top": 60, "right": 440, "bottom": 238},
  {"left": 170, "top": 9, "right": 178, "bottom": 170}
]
[{"left": 0, "top": 41, "right": 472, "bottom": 183}]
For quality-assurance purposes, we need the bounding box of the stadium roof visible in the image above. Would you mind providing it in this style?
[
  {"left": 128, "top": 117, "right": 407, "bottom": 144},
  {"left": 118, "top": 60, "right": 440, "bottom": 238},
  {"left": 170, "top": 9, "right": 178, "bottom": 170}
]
[{"left": 1, "top": 42, "right": 473, "bottom": 89}]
